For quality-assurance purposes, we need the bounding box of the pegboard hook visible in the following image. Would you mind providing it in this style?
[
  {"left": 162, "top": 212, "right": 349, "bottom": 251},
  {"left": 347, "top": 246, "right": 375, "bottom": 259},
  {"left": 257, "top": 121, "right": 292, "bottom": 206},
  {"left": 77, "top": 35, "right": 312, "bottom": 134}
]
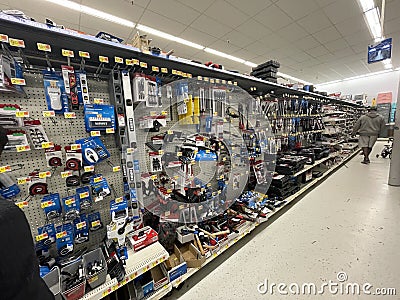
[
  {"left": 80, "top": 57, "right": 86, "bottom": 71},
  {"left": 94, "top": 62, "right": 104, "bottom": 79}
]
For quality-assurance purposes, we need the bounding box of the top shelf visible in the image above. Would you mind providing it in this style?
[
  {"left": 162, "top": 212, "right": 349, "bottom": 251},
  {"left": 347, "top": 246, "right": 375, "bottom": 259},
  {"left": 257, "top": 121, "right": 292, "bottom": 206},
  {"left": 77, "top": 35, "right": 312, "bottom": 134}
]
[{"left": 0, "top": 13, "right": 361, "bottom": 107}]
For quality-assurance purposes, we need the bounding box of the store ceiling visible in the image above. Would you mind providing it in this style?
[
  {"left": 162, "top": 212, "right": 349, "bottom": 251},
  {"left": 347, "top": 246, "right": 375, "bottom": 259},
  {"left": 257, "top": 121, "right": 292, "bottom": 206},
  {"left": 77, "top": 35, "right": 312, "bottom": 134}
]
[{"left": 0, "top": 0, "right": 399, "bottom": 84}]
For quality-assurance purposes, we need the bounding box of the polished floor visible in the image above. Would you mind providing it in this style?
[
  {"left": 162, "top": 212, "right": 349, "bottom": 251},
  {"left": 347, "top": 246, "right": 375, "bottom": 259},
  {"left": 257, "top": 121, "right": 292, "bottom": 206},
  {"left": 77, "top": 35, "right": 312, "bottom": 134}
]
[{"left": 168, "top": 143, "right": 400, "bottom": 299}]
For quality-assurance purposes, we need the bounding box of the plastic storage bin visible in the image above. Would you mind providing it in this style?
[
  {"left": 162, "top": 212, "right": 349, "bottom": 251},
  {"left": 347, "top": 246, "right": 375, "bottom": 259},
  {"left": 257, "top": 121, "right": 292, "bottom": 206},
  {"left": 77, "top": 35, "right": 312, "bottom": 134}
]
[
  {"left": 61, "top": 259, "right": 86, "bottom": 300},
  {"left": 83, "top": 248, "right": 108, "bottom": 289},
  {"left": 43, "top": 266, "right": 62, "bottom": 300}
]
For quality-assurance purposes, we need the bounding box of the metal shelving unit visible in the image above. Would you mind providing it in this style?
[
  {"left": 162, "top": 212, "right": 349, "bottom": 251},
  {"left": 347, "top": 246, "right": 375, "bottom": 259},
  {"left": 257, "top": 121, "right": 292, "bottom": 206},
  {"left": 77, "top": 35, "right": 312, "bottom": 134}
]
[{"left": 81, "top": 242, "right": 169, "bottom": 300}]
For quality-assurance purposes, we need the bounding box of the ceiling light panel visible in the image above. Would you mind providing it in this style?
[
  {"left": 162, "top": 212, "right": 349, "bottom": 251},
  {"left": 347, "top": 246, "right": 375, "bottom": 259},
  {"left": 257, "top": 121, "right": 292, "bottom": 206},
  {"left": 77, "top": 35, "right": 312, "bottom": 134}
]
[{"left": 204, "top": 48, "right": 245, "bottom": 63}]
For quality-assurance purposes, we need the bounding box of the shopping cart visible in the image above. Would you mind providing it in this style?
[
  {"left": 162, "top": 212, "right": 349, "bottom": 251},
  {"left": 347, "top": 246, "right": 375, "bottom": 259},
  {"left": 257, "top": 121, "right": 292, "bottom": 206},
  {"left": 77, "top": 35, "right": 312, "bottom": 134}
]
[{"left": 376, "top": 138, "right": 393, "bottom": 159}]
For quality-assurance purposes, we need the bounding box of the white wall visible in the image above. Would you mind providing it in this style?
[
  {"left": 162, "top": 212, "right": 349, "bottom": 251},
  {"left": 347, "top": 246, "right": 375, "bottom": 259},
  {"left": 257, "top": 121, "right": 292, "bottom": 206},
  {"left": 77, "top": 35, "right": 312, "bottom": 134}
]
[{"left": 316, "top": 70, "right": 400, "bottom": 105}]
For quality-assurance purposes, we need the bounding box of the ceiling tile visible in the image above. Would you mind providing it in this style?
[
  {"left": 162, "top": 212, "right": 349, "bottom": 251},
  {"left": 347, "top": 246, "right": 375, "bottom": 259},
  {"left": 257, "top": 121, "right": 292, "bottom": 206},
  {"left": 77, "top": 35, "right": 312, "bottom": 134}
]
[
  {"left": 79, "top": 15, "right": 133, "bottom": 39},
  {"left": 275, "top": 0, "right": 319, "bottom": 21},
  {"left": 292, "top": 35, "right": 321, "bottom": 51},
  {"left": 323, "top": 0, "right": 361, "bottom": 24},
  {"left": 140, "top": 10, "right": 187, "bottom": 36},
  {"left": 313, "top": 26, "right": 342, "bottom": 44},
  {"left": 204, "top": 0, "right": 249, "bottom": 28},
  {"left": 296, "top": 10, "right": 332, "bottom": 34},
  {"left": 253, "top": 5, "right": 293, "bottom": 31},
  {"left": 175, "top": 0, "right": 214, "bottom": 13},
  {"left": 314, "top": 0, "right": 337, "bottom": 8},
  {"left": 244, "top": 40, "right": 272, "bottom": 56},
  {"left": 317, "top": 53, "right": 335, "bottom": 63},
  {"left": 147, "top": 0, "right": 201, "bottom": 26},
  {"left": 82, "top": 0, "right": 144, "bottom": 22},
  {"left": 235, "top": 19, "right": 272, "bottom": 39},
  {"left": 344, "top": 30, "right": 373, "bottom": 46},
  {"left": 221, "top": 30, "right": 253, "bottom": 48},
  {"left": 207, "top": 39, "right": 242, "bottom": 55},
  {"left": 130, "top": 0, "right": 151, "bottom": 8},
  {"left": 332, "top": 47, "right": 355, "bottom": 59},
  {"left": 292, "top": 51, "right": 314, "bottom": 63},
  {"left": 178, "top": 27, "right": 217, "bottom": 47},
  {"left": 335, "top": 17, "right": 366, "bottom": 37},
  {"left": 262, "top": 33, "right": 290, "bottom": 50},
  {"left": 226, "top": 0, "right": 274, "bottom": 17},
  {"left": 190, "top": 15, "right": 233, "bottom": 38},
  {"left": 350, "top": 42, "right": 368, "bottom": 55},
  {"left": 324, "top": 38, "right": 349, "bottom": 52},
  {"left": 385, "top": 0, "right": 400, "bottom": 21},
  {"left": 231, "top": 48, "right": 260, "bottom": 61},
  {"left": 277, "top": 23, "right": 309, "bottom": 41},
  {"left": 384, "top": 18, "right": 400, "bottom": 36},
  {"left": 306, "top": 45, "right": 330, "bottom": 58}
]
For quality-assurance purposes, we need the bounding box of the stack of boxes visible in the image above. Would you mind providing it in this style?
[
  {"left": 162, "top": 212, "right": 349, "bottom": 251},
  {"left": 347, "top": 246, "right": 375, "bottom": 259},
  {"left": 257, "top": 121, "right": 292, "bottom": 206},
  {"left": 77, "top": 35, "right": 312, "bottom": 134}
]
[{"left": 250, "top": 60, "right": 280, "bottom": 83}]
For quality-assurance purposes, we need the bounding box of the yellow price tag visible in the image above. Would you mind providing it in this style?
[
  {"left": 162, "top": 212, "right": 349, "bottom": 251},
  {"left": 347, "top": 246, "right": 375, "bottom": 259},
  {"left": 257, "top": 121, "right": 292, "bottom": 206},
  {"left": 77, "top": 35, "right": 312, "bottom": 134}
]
[
  {"left": 106, "top": 128, "right": 115, "bottom": 134},
  {"left": 16, "top": 145, "right": 30, "bottom": 152},
  {"left": 114, "top": 56, "right": 123, "bottom": 64},
  {"left": 99, "top": 55, "right": 109, "bottom": 63},
  {"left": 197, "top": 76, "right": 203, "bottom": 81},
  {"left": 167, "top": 189, "right": 172, "bottom": 193},
  {"left": 94, "top": 98, "right": 104, "bottom": 104},
  {"left": 37, "top": 43, "right": 51, "bottom": 52},
  {"left": 210, "top": 79, "right": 215, "bottom": 83},
  {"left": 0, "top": 34, "right": 9, "bottom": 43},
  {"left": 213, "top": 111, "right": 218, "bottom": 116},
  {"left": 161, "top": 111, "right": 168, "bottom": 116},
  {"left": 115, "top": 197, "right": 124, "bottom": 203},
  {"left": 56, "top": 231, "right": 67, "bottom": 239},
  {"left": 152, "top": 66, "right": 159, "bottom": 72},
  {"left": 17, "top": 177, "right": 30, "bottom": 185},
  {"left": 76, "top": 221, "right": 86, "bottom": 229},
  {"left": 206, "top": 150, "right": 210, "bottom": 153},
  {"left": 177, "top": 152, "right": 182, "bottom": 157},
  {"left": 39, "top": 171, "right": 50, "bottom": 179},
  {"left": 41, "top": 142, "right": 54, "bottom": 149},
  {"left": 0, "top": 165, "right": 10, "bottom": 173},
  {"left": 213, "top": 253, "right": 218, "bottom": 257},
  {"left": 91, "top": 131, "right": 101, "bottom": 137},
  {"left": 79, "top": 51, "right": 90, "bottom": 58},
  {"left": 71, "top": 144, "right": 81, "bottom": 150},
  {"left": 182, "top": 72, "right": 187, "bottom": 78},
  {"left": 177, "top": 71, "right": 183, "bottom": 76},
  {"left": 140, "top": 62, "right": 147, "bottom": 68},
  {"left": 204, "top": 77, "right": 209, "bottom": 82},
  {"left": 125, "top": 59, "right": 134, "bottom": 65},
  {"left": 215, "top": 79, "right": 220, "bottom": 84},
  {"left": 151, "top": 175, "right": 157, "bottom": 180},
  {"left": 35, "top": 233, "right": 48, "bottom": 242},
  {"left": 133, "top": 59, "right": 139, "bottom": 65},
  {"left": 65, "top": 198, "right": 75, "bottom": 206},
  {"left": 93, "top": 176, "right": 103, "bottom": 183},
  {"left": 61, "top": 49, "right": 74, "bottom": 57},
  {"left": 15, "top": 111, "right": 29, "bottom": 117},
  {"left": 158, "top": 150, "right": 164, "bottom": 155},
  {"left": 127, "top": 148, "right": 134, "bottom": 154},
  {"left": 207, "top": 183, "right": 212, "bottom": 187},
  {"left": 16, "top": 201, "right": 29, "bottom": 208},
  {"left": 61, "top": 171, "right": 72, "bottom": 178},
  {"left": 187, "top": 73, "right": 192, "bottom": 78},
  {"left": 42, "top": 110, "right": 55, "bottom": 117},
  {"left": 41, "top": 201, "right": 54, "bottom": 208},
  {"left": 113, "top": 166, "right": 121, "bottom": 172},
  {"left": 161, "top": 68, "right": 168, "bottom": 73},
  {"left": 91, "top": 220, "right": 101, "bottom": 227},
  {"left": 84, "top": 166, "right": 94, "bottom": 172},
  {"left": 80, "top": 192, "right": 89, "bottom": 199},
  {"left": 64, "top": 112, "right": 76, "bottom": 119},
  {"left": 228, "top": 81, "right": 232, "bottom": 85},
  {"left": 172, "top": 70, "right": 177, "bottom": 75},
  {"left": 9, "top": 38, "right": 25, "bottom": 48},
  {"left": 11, "top": 78, "right": 26, "bottom": 86},
  {"left": 222, "top": 80, "right": 226, "bottom": 84}
]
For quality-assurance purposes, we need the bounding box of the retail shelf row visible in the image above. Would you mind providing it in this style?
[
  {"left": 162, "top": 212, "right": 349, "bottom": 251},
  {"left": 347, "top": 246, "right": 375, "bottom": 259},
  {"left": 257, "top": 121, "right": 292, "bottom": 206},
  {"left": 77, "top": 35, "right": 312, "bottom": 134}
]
[
  {"left": 81, "top": 242, "right": 169, "bottom": 300},
  {"left": 0, "top": 13, "right": 361, "bottom": 107},
  {"left": 167, "top": 148, "right": 360, "bottom": 293}
]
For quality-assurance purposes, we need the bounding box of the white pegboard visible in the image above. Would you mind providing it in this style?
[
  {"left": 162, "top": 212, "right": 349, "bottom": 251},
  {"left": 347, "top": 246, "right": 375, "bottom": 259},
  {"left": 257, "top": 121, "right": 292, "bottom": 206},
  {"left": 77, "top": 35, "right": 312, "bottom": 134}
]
[{"left": 0, "top": 72, "right": 124, "bottom": 249}]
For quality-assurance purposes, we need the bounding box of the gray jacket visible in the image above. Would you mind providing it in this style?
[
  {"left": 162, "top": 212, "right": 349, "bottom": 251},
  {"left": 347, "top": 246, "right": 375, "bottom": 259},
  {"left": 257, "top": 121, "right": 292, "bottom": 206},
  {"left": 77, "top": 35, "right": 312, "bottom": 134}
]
[{"left": 352, "top": 111, "right": 386, "bottom": 136}]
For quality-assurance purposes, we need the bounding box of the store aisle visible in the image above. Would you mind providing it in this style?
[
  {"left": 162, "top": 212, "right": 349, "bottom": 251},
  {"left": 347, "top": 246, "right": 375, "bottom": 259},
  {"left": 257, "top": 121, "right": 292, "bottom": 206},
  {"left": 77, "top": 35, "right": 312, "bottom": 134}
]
[{"left": 170, "top": 143, "right": 400, "bottom": 299}]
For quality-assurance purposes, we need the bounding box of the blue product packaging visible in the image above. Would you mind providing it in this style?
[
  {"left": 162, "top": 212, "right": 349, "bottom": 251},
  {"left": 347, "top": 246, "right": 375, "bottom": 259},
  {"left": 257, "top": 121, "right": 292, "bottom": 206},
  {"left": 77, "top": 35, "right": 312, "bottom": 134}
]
[
  {"left": 62, "top": 194, "right": 80, "bottom": 220},
  {"left": 41, "top": 193, "right": 62, "bottom": 220},
  {"left": 76, "top": 186, "right": 92, "bottom": 210},
  {"left": 56, "top": 223, "right": 74, "bottom": 256},
  {"left": 75, "top": 71, "right": 90, "bottom": 105},
  {"left": 73, "top": 214, "right": 89, "bottom": 244},
  {"left": 42, "top": 70, "right": 69, "bottom": 114},
  {"left": 84, "top": 104, "right": 116, "bottom": 132},
  {"left": 88, "top": 212, "right": 103, "bottom": 231},
  {"left": 75, "top": 137, "right": 111, "bottom": 165},
  {"left": 90, "top": 174, "right": 111, "bottom": 201}
]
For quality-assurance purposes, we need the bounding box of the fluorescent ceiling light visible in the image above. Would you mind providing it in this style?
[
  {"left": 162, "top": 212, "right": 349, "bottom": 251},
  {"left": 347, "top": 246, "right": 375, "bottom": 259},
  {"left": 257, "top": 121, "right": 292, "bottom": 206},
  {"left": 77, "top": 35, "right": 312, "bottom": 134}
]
[
  {"left": 359, "top": 0, "right": 375, "bottom": 12},
  {"left": 136, "top": 24, "right": 204, "bottom": 50},
  {"left": 45, "top": 0, "right": 135, "bottom": 27},
  {"left": 204, "top": 48, "right": 245, "bottom": 63},
  {"left": 364, "top": 7, "right": 382, "bottom": 40},
  {"left": 317, "top": 69, "right": 395, "bottom": 86},
  {"left": 244, "top": 61, "right": 257, "bottom": 68}
]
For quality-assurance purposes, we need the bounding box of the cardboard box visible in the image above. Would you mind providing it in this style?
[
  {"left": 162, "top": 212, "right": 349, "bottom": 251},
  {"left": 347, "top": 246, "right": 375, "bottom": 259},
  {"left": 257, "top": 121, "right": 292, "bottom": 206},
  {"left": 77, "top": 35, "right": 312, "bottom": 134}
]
[
  {"left": 163, "top": 245, "right": 187, "bottom": 282},
  {"left": 150, "top": 265, "right": 168, "bottom": 290},
  {"left": 178, "top": 243, "right": 206, "bottom": 268},
  {"left": 176, "top": 226, "right": 194, "bottom": 244}
]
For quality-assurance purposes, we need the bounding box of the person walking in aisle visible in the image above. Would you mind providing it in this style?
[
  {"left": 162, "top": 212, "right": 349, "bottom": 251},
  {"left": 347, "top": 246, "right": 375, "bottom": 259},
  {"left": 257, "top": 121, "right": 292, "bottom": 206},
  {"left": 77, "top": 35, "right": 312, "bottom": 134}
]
[
  {"left": 0, "top": 126, "right": 55, "bottom": 300},
  {"left": 352, "top": 106, "right": 386, "bottom": 164}
]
